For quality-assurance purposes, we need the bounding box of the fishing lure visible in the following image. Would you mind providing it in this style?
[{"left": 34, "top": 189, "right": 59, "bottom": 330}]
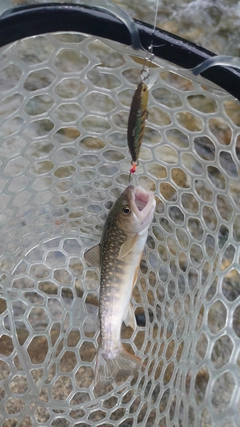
[
  {"left": 127, "top": 80, "right": 149, "bottom": 174},
  {"left": 127, "top": 44, "right": 155, "bottom": 178},
  {"left": 127, "top": 0, "right": 160, "bottom": 177}
]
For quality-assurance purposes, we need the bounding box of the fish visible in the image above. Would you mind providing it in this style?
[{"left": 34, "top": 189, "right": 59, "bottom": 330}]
[
  {"left": 84, "top": 185, "right": 156, "bottom": 393},
  {"left": 127, "top": 81, "right": 149, "bottom": 171}
]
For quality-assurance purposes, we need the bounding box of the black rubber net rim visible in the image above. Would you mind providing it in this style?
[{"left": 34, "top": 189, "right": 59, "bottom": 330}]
[{"left": 1, "top": 2, "right": 240, "bottom": 100}]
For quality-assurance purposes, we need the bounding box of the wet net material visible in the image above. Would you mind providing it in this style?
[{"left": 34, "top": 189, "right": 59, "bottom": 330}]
[{"left": 0, "top": 10, "right": 240, "bottom": 427}]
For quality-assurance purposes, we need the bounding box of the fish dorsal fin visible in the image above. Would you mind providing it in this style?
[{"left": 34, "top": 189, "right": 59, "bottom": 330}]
[
  {"left": 84, "top": 244, "right": 100, "bottom": 267},
  {"left": 124, "top": 302, "right": 137, "bottom": 330},
  {"left": 117, "top": 236, "right": 137, "bottom": 259}
]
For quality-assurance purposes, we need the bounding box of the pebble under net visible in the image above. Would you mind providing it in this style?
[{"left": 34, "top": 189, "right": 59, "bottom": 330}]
[{"left": 0, "top": 22, "right": 240, "bottom": 427}]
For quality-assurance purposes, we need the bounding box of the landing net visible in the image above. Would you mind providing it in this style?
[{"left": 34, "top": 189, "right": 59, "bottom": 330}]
[{"left": 0, "top": 3, "right": 240, "bottom": 426}]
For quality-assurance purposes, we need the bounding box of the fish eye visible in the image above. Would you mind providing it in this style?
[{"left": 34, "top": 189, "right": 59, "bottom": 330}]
[{"left": 122, "top": 206, "right": 131, "bottom": 215}]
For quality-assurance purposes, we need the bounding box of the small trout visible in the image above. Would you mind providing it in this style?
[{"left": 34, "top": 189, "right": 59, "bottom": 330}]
[
  {"left": 127, "top": 81, "right": 149, "bottom": 170},
  {"left": 84, "top": 185, "right": 155, "bottom": 392}
]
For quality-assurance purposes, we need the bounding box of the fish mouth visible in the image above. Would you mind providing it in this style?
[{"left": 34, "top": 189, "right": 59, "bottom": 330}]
[
  {"left": 118, "top": 186, "right": 155, "bottom": 233},
  {"left": 134, "top": 188, "right": 150, "bottom": 212},
  {"left": 131, "top": 186, "right": 156, "bottom": 226}
]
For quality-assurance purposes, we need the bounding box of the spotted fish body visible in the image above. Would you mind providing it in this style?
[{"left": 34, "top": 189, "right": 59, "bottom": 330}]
[
  {"left": 84, "top": 186, "right": 155, "bottom": 393},
  {"left": 127, "top": 81, "right": 149, "bottom": 165}
]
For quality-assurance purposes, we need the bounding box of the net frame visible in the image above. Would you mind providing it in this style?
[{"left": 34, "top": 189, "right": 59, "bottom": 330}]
[
  {"left": 1, "top": 2, "right": 240, "bottom": 99},
  {"left": 0, "top": 3, "right": 240, "bottom": 427}
]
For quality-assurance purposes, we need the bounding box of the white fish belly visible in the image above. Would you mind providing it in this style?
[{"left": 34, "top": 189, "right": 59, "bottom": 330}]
[{"left": 100, "top": 230, "right": 148, "bottom": 353}]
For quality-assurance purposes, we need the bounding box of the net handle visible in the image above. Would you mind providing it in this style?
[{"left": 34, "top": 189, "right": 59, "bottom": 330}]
[{"left": 1, "top": 2, "right": 240, "bottom": 100}]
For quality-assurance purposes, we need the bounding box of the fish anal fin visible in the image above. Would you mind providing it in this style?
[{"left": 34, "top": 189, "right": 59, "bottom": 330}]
[
  {"left": 124, "top": 303, "right": 137, "bottom": 330},
  {"left": 84, "top": 244, "right": 100, "bottom": 267},
  {"left": 117, "top": 236, "right": 137, "bottom": 259},
  {"left": 94, "top": 346, "right": 142, "bottom": 396}
]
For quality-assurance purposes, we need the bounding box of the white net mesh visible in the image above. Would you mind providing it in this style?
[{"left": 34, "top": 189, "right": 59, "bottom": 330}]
[{"left": 0, "top": 29, "right": 240, "bottom": 427}]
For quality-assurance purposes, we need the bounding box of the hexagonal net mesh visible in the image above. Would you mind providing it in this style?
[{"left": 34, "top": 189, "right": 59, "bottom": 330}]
[{"left": 0, "top": 20, "right": 240, "bottom": 427}]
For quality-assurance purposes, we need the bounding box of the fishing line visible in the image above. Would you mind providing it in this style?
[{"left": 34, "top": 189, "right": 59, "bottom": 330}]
[
  {"left": 127, "top": 0, "right": 159, "bottom": 179},
  {"left": 141, "top": 0, "right": 160, "bottom": 73},
  {"left": 153, "top": 0, "right": 159, "bottom": 37}
]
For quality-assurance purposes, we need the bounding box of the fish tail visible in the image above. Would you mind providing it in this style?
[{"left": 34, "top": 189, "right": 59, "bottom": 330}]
[{"left": 94, "top": 345, "right": 142, "bottom": 395}]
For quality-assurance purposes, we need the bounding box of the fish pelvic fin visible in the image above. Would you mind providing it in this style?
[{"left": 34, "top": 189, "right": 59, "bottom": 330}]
[
  {"left": 124, "top": 302, "right": 137, "bottom": 330},
  {"left": 94, "top": 346, "right": 142, "bottom": 396}
]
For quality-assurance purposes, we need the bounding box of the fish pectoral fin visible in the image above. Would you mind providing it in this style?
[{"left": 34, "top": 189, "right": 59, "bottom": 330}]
[
  {"left": 124, "top": 303, "right": 137, "bottom": 330},
  {"left": 117, "top": 236, "right": 137, "bottom": 259},
  {"left": 133, "top": 261, "right": 141, "bottom": 289},
  {"left": 84, "top": 244, "right": 100, "bottom": 267}
]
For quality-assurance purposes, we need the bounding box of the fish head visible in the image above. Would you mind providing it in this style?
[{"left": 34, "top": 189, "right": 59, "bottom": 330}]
[{"left": 114, "top": 185, "right": 156, "bottom": 234}]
